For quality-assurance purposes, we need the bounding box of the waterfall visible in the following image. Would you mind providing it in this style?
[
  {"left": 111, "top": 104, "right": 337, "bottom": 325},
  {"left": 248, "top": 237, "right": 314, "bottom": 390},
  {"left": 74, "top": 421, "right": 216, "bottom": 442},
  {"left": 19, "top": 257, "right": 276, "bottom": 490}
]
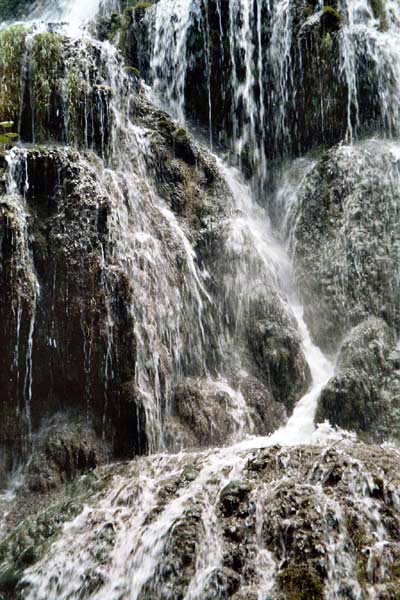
[
  {"left": 0, "top": 0, "right": 334, "bottom": 452},
  {"left": 2, "top": 0, "right": 400, "bottom": 597},
  {"left": 4, "top": 149, "right": 40, "bottom": 440},
  {"left": 339, "top": 0, "right": 400, "bottom": 139},
  {"left": 215, "top": 160, "right": 334, "bottom": 447},
  {"left": 146, "top": 0, "right": 400, "bottom": 179}
]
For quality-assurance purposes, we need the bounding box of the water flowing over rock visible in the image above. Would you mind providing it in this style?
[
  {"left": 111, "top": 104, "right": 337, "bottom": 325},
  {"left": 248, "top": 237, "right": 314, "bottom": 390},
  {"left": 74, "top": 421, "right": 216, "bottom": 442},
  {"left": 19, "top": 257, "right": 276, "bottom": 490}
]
[
  {"left": 292, "top": 139, "right": 400, "bottom": 352},
  {"left": 115, "top": 0, "right": 400, "bottom": 184},
  {"left": 0, "top": 7, "right": 314, "bottom": 475},
  {"left": 1, "top": 0, "right": 400, "bottom": 596},
  {"left": 2, "top": 439, "right": 400, "bottom": 599}
]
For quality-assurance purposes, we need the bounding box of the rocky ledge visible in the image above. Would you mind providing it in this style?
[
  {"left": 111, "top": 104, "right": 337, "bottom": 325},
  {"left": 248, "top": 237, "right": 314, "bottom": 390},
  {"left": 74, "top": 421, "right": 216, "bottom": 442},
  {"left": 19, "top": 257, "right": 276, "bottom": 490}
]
[{"left": 1, "top": 438, "right": 400, "bottom": 599}]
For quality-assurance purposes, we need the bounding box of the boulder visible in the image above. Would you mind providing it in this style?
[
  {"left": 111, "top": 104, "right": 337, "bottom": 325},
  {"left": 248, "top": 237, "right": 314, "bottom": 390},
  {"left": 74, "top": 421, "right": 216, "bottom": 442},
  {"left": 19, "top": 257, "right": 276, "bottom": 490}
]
[
  {"left": 293, "top": 139, "right": 400, "bottom": 352},
  {"left": 315, "top": 318, "right": 400, "bottom": 442}
]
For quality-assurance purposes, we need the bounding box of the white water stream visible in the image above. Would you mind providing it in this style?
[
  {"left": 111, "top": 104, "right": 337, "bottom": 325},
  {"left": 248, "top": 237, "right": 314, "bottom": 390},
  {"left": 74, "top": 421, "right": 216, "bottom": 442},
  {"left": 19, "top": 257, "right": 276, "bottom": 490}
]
[{"left": 216, "top": 160, "right": 334, "bottom": 447}]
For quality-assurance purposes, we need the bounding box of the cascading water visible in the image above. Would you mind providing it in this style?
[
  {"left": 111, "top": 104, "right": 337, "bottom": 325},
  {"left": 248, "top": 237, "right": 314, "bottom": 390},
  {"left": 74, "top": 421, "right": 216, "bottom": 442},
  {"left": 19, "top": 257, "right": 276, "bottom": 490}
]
[
  {"left": 2, "top": 0, "right": 400, "bottom": 597},
  {"left": 4, "top": 150, "right": 40, "bottom": 440},
  {"left": 215, "top": 159, "right": 334, "bottom": 446},
  {"left": 145, "top": 0, "right": 400, "bottom": 181},
  {"left": 1, "top": 0, "right": 329, "bottom": 450},
  {"left": 339, "top": 0, "right": 400, "bottom": 138}
]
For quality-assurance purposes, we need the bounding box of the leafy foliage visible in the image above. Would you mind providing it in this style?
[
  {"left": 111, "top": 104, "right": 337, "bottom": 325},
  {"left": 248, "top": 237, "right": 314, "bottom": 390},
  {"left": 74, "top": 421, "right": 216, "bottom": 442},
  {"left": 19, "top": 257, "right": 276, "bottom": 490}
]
[
  {"left": 0, "top": 25, "right": 27, "bottom": 123},
  {"left": 0, "top": 120, "right": 18, "bottom": 148}
]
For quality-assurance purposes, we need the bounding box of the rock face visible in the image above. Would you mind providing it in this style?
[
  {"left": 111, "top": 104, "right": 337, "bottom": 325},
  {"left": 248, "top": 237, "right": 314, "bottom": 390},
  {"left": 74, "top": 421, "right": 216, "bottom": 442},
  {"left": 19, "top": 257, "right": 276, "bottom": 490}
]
[
  {"left": 292, "top": 139, "right": 400, "bottom": 352},
  {"left": 0, "top": 119, "right": 227, "bottom": 475},
  {"left": 0, "top": 19, "right": 314, "bottom": 483},
  {"left": 165, "top": 376, "right": 287, "bottom": 450},
  {"left": 315, "top": 318, "right": 400, "bottom": 442},
  {"left": 118, "top": 0, "right": 348, "bottom": 168},
  {"left": 113, "top": 0, "right": 397, "bottom": 182},
  {"left": 246, "top": 314, "right": 310, "bottom": 413},
  {"left": 0, "top": 146, "right": 147, "bottom": 479},
  {"left": 289, "top": 140, "right": 400, "bottom": 443},
  {"left": 23, "top": 414, "right": 111, "bottom": 494},
  {"left": 0, "top": 24, "right": 225, "bottom": 475},
  {"left": 2, "top": 440, "right": 400, "bottom": 599}
]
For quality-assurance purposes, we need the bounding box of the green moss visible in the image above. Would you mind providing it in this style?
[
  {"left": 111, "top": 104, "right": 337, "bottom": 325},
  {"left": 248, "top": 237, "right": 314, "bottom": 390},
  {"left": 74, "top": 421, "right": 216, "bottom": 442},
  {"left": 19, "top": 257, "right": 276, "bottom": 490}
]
[
  {"left": 370, "top": 0, "right": 388, "bottom": 31},
  {"left": 304, "top": 3, "right": 314, "bottom": 17},
  {"left": 123, "top": 0, "right": 153, "bottom": 8},
  {"left": 322, "top": 31, "right": 333, "bottom": 52},
  {"left": 122, "top": 0, "right": 152, "bottom": 28},
  {"left": 63, "top": 43, "right": 95, "bottom": 145},
  {"left": 277, "top": 565, "right": 324, "bottom": 600},
  {"left": 124, "top": 65, "right": 141, "bottom": 77},
  {"left": 0, "top": 25, "right": 28, "bottom": 122},
  {"left": 133, "top": 1, "right": 152, "bottom": 9},
  {"left": 174, "top": 127, "right": 189, "bottom": 141},
  {"left": 0, "top": 120, "right": 18, "bottom": 148},
  {"left": 157, "top": 115, "right": 175, "bottom": 137},
  {"left": 322, "top": 6, "right": 342, "bottom": 23},
  {"left": 31, "top": 32, "right": 64, "bottom": 138},
  {"left": 107, "top": 12, "right": 122, "bottom": 40}
]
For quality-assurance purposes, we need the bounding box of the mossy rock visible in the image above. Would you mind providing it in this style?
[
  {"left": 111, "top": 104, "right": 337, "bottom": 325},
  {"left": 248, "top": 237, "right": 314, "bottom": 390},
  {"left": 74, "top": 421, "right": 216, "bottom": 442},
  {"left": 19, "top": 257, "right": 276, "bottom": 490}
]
[
  {"left": 124, "top": 65, "right": 141, "bottom": 78},
  {"left": 123, "top": 1, "right": 152, "bottom": 23},
  {"left": 321, "top": 6, "right": 342, "bottom": 32},
  {"left": 172, "top": 127, "right": 197, "bottom": 164},
  {"left": 133, "top": 1, "right": 153, "bottom": 10},
  {"left": 123, "top": 0, "right": 153, "bottom": 7},
  {"left": 277, "top": 565, "right": 324, "bottom": 600},
  {"left": 174, "top": 127, "right": 190, "bottom": 144},
  {"left": 370, "top": 0, "right": 388, "bottom": 31},
  {"left": 322, "top": 6, "right": 342, "bottom": 21},
  {"left": 304, "top": 4, "right": 314, "bottom": 17}
]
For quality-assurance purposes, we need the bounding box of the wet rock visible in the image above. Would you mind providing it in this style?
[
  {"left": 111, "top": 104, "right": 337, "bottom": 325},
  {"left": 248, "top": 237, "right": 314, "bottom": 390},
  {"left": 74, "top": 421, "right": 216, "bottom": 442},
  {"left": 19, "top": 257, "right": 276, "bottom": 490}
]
[
  {"left": 166, "top": 374, "right": 287, "bottom": 451},
  {"left": 247, "top": 317, "right": 311, "bottom": 413},
  {"left": 169, "top": 378, "right": 240, "bottom": 448},
  {"left": 2, "top": 441, "right": 400, "bottom": 599},
  {"left": 315, "top": 318, "right": 400, "bottom": 442},
  {"left": 0, "top": 146, "right": 145, "bottom": 481},
  {"left": 239, "top": 375, "right": 287, "bottom": 434},
  {"left": 293, "top": 139, "right": 400, "bottom": 352},
  {"left": 138, "top": 502, "right": 204, "bottom": 600},
  {"left": 276, "top": 564, "right": 324, "bottom": 600},
  {"left": 23, "top": 414, "right": 111, "bottom": 494},
  {"left": 219, "top": 480, "right": 252, "bottom": 518}
]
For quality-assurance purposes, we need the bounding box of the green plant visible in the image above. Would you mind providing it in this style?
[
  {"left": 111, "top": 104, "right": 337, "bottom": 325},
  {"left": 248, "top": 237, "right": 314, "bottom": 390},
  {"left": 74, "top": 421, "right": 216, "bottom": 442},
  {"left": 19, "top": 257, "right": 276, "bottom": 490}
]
[{"left": 0, "top": 120, "right": 18, "bottom": 147}]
